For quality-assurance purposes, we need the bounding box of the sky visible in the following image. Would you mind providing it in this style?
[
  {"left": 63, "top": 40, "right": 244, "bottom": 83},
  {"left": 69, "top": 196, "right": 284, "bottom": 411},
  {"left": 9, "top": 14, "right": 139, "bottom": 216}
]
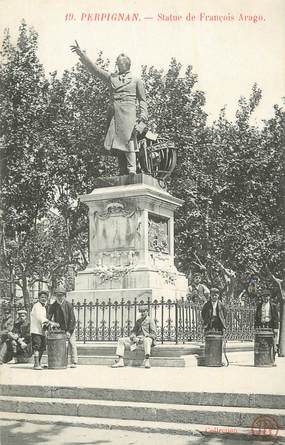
[{"left": 0, "top": 0, "right": 284, "bottom": 125}]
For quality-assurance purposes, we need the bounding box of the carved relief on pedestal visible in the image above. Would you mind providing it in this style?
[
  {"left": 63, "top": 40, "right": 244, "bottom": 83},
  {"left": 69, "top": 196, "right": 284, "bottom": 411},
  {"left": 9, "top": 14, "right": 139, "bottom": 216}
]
[
  {"left": 148, "top": 214, "right": 169, "bottom": 254},
  {"left": 94, "top": 250, "right": 137, "bottom": 268},
  {"left": 92, "top": 250, "right": 138, "bottom": 285},
  {"left": 93, "top": 265, "right": 134, "bottom": 284},
  {"left": 97, "top": 201, "right": 136, "bottom": 219},
  {"left": 149, "top": 252, "right": 178, "bottom": 286},
  {"left": 91, "top": 201, "right": 139, "bottom": 251}
]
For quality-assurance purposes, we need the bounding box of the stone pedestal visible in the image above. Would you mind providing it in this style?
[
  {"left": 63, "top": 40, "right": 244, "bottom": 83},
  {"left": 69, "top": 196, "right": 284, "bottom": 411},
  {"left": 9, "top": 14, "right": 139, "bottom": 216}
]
[{"left": 69, "top": 174, "right": 188, "bottom": 302}]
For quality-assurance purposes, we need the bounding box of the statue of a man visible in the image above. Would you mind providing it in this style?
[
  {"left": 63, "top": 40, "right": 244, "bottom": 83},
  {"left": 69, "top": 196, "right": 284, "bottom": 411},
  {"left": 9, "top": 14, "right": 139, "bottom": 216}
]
[{"left": 71, "top": 41, "right": 148, "bottom": 175}]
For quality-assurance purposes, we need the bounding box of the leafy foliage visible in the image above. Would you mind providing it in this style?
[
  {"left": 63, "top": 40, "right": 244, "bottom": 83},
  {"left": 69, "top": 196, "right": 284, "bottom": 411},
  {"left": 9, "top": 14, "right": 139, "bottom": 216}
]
[{"left": 0, "top": 22, "right": 284, "bottom": 310}]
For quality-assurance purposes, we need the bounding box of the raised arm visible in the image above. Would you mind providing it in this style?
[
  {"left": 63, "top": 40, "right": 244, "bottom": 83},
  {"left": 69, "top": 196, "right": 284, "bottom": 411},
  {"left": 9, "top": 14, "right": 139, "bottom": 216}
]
[
  {"left": 70, "top": 40, "right": 110, "bottom": 83},
  {"left": 267, "top": 265, "right": 285, "bottom": 301}
]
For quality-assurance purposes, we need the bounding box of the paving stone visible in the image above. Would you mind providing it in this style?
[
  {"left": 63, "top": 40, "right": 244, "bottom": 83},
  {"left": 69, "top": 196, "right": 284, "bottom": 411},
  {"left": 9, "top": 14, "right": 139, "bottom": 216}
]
[
  {"left": 16, "top": 399, "right": 78, "bottom": 416},
  {"left": 0, "top": 384, "right": 52, "bottom": 399},
  {"left": 0, "top": 397, "right": 18, "bottom": 412},
  {"left": 250, "top": 393, "right": 285, "bottom": 409},
  {"left": 77, "top": 402, "right": 156, "bottom": 421},
  {"left": 155, "top": 407, "right": 241, "bottom": 426}
]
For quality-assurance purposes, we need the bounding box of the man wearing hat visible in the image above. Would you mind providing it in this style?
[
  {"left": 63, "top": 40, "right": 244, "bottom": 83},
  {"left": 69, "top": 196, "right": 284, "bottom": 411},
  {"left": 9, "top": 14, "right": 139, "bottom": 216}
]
[
  {"left": 201, "top": 288, "right": 227, "bottom": 332},
  {"left": 255, "top": 290, "right": 279, "bottom": 351},
  {"left": 48, "top": 285, "right": 78, "bottom": 368},
  {"left": 30, "top": 290, "right": 56, "bottom": 369},
  {"left": 71, "top": 41, "right": 148, "bottom": 175},
  {"left": 9, "top": 309, "right": 32, "bottom": 361},
  {"left": 112, "top": 305, "right": 156, "bottom": 369}
]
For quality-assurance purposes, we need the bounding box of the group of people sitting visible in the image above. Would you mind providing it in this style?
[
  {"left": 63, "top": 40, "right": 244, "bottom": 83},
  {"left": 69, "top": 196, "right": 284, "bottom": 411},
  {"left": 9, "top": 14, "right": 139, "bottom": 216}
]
[
  {"left": 0, "top": 283, "right": 280, "bottom": 369},
  {"left": 0, "top": 285, "right": 78, "bottom": 370}
]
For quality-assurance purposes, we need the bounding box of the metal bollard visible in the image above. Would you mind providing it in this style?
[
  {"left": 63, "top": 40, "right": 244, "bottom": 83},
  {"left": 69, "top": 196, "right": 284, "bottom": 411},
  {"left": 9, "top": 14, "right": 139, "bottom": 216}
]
[
  {"left": 254, "top": 328, "right": 276, "bottom": 367},
  {"left": 47, "top": 330, "right": 67, "bottom": 369},
  {"left": 198, "top": 330, "right": 223, "bottom": 367}
]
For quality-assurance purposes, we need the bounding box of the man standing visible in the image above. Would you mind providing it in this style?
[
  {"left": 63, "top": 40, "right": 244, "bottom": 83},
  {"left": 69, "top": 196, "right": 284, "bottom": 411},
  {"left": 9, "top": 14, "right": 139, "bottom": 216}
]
[
  {"left": 48, "top": 285, "right": 78, "bottom": 368},
  {"left": 71, "top": 41, "right": 148, "bottom": 175},
  {"left": 255, "top": 290, "right": 279, "bottom": 351},
  {"left": 30, "top": 291, "right": 54, "bottom": 370},
  {"left": 201, "top": 288, "right": 227, "bottom": 332},
  {"left": 112, "top": 305, "right": 156, "bottom": 369},
  {"left": 188, "top": 273, "right": 210, "bottom": 304}
]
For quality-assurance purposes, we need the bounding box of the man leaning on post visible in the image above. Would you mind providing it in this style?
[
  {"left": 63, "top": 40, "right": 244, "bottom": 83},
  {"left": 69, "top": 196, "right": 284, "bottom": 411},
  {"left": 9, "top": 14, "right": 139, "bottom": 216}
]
[
  {"left": 30, "top": 290, "right": 58, "bottom": 370},
  {"left": 112, "top": 304, "right": 156, "bottom": 369},
  {"left": 48, "top": 285, "right": 78, "bottom": 368}
]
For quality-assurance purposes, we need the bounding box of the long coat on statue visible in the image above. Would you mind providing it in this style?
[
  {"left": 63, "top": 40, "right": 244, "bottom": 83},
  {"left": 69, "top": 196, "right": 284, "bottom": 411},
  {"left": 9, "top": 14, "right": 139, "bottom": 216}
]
[{"left": 79, "top": 53, "right": 148, "bottom": 152}]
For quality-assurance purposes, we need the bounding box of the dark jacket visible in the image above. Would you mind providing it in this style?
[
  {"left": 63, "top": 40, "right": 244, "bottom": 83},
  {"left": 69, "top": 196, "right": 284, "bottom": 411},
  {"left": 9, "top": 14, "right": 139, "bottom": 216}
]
[
  {"left": 131, "top": 316, "right": 157, "bottom": 343},
  {"left": 48, "top": 300, "right": 76, "bottom": 334},
  {"left": 254, "top": 302, "right": 279, "bottom": 329},
  {"left": 201, "top": 300, "right": 227, "bottom": 330}
]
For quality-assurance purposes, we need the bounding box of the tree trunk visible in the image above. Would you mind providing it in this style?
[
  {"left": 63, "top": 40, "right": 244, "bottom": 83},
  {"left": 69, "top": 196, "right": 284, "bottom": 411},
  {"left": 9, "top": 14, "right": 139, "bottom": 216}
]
[
  {"left": 278, "top": 300, "right": 285, "bottom": 357},
  {"left": 22, "top": 276, "right": 30, "bottom": 314}
]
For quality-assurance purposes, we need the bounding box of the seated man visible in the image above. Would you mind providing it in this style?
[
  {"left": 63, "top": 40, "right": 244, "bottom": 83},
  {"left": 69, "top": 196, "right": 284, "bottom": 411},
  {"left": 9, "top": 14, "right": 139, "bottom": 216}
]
[
  {"left": 201, "top": 288, "right": 226, "bottom": 333},
  {"left": 0, "top": 306, "right": 14, "bottom": 365},
  {"left": 9, "top": 309, "right": 32, "bottom": 362},
  {"left": 112, "top": 305, "right": 156, "bottom": 369}
]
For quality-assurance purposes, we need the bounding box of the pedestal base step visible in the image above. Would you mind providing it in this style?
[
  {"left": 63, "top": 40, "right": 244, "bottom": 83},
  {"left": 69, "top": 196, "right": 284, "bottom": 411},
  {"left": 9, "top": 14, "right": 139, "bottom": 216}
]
[
  {"left": 42, "top": 343, "right": 187, "bottom": 367},
  {"left": 76, "top": 343, "right": 187, "bottom": 357},
  {"left": 41, "top": 355, "right": 185, "bottom": 367}
]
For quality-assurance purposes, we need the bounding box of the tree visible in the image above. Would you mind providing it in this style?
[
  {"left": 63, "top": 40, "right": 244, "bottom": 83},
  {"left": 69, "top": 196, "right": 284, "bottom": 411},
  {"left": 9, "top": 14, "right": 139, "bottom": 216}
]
[
  {"left": 0, "top": 21, "right": 54, "bottom": 305},
  {"left": 1, "top": 21, "right": 284, "bottom": 312},
  {"left": 142, "top": 60, "right": 210, "bottom": 273},
  {"left": 263, "top": 102, "right": 285, "bottom": 355}
]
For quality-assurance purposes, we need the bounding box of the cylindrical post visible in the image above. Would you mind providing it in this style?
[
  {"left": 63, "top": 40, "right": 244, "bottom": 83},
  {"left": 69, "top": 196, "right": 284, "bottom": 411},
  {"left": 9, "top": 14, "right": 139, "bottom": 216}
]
[
  {"left": 198, "top": 330, "right": 223, "bottom": 367},
  {"left": 47, "top": 330, "right": 67, "bottom": 369},
  {"left": 254, "top": 328, "right": 275, "bottom": 367}
]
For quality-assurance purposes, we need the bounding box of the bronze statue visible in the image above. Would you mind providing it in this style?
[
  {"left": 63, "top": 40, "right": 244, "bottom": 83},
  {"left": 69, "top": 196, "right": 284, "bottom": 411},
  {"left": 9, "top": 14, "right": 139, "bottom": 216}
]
[{"left": 71, "top": 41, "right": 148, "bottom": 175}]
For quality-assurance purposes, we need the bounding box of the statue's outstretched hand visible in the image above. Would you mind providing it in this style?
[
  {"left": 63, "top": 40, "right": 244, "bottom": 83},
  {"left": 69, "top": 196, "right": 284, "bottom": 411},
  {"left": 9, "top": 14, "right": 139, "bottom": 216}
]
[{"left": 70, "top": 40, "right": 82, "bottom": 56}]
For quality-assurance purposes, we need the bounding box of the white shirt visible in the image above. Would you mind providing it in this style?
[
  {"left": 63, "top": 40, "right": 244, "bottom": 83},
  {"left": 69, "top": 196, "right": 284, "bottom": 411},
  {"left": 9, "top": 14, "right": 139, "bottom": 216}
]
[
  {"left": 30, "top": 301, "right": 49, "bottom": 335},
  {"left": 212, "top": 301, "right": 218, "bottom": 316},
  {"left": 261, "top": 301, "right": 271, "bottom": 323}
]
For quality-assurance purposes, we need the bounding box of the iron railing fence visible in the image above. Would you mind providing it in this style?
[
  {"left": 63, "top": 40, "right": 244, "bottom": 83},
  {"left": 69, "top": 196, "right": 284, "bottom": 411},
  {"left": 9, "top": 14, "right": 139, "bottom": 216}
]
[{"left": 9, "top": 297, "right": 255, "bottom": 344}]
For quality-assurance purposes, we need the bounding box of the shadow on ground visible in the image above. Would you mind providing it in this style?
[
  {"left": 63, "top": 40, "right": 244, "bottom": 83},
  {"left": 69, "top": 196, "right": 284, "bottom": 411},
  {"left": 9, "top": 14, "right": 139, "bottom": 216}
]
[{"left": 0, "top": 421, "right": 66, "bottom": 445}]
